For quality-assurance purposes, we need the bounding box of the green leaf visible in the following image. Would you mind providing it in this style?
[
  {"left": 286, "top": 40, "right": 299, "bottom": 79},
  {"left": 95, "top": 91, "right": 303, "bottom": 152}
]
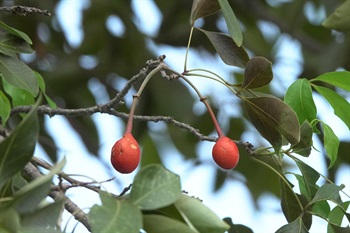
[
  {"left": 0, "top": 208, "right": 21, "bottom": 233},
  {"left": 291, "top": 121, "right": 313, "bottom": 156},
  {"left": 34, "top": 72, "right": 57, "bottom": 108},
  {"left": 311, "top": 200, "right": 330, "bottom": 219},
  {"left": 0, "top": 33, "right": 34, "bottom": 56},
  {"left": 0, "top": 91, "right": 10, "bottom": 126},
  {"left": 328, "top": 224, "right": 350, "bottom": 233},
  {"left": 89, "top": 191, "right": 142, "bottom": 233},
  {"left": 241, "top": 56, "right": 273, "bottom": 89},
  {"left": 2, "top": 77, "right": 35, "bottom": 107},
  {"left": 295, "top": 160, "right": 320, "bottom": 201},
  {"left": 174, "top": 194, "right": 230, "bottom": 233},
  {"left": 143, "top": 214, "right": 197, "bottom": 233},
  {"left": 10, "top": 158, "right": 65, "bottom": 214},
  {"left": 140, "top": 133, "right": 162, "bottom": 168},
  {"left": 276, "top": 217, "right": 308, "bottom": 233},
  {"left": 312, "top": 71, "right": 350, "bottom": 92},
  {"left": 310, "top": 184, "right": 344, "bottom": 205},
  {"left": 196, "top": 28, "right": 249, "bottom": 68},
  {"left": 0, "top": 98, "right": 39, "bottom": 189},
  {"left": 313, "top": 85, "right": 350, "bottom": 130},
  {"left": 0, "top": 54, "right": 38, "bottom": 96},
  {"left": 223, "top": 217, "right": 254, "bottom": 233},
  {"left": 129, "top": 164, "right": 181, "bottom": 210},
  {"left": 322, "top": 0, "right": 350, "bottom": 31},
  {"left": 281, "top": 181, "right": 303, "bottom": 223},
  {"left": 321, "top": 122, "right": 340, "bottom": 168},
  {"left": 22, "top": 200, "right": 64, "bottom": 229},
  {"left": 218, "top": 0, "right": 243, "bottom": 46},
  {"left": 243, "top": 96, "right": 300, "bottom": 151},
  {"left": 284, "top": 79, "right": 317, "bottom": 124},
  {"left": 190, "top": 0, "right": 220, "bottom": 25},
  {"left": 0, "top": 21, "right": 32, "bottom": 44}
]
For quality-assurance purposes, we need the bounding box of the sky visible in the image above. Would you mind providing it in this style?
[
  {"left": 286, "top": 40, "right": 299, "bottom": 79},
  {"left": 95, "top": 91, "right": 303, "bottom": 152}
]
[{"left": 31, "top": 0, "right": 350, "bottom": 232}]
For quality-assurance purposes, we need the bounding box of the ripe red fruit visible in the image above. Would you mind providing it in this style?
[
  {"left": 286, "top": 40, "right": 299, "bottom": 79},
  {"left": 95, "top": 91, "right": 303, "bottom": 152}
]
[
  {"left": 111, "top": 133, "right": 141, "bottom": 174},
  {"left": 212, "top": 136, "right": 239, "bottom": 169}
]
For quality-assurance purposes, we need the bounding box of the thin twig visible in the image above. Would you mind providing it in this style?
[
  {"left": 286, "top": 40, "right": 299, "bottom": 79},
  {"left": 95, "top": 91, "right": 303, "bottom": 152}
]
[{"left": 0, "top": 5, "right": 51, "bottom": 16}]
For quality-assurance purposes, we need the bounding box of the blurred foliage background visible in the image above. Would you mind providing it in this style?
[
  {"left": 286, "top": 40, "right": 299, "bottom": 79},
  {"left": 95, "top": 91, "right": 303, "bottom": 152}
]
[{"left": 1, "top": 0, "right": 349, "bottom": 206}]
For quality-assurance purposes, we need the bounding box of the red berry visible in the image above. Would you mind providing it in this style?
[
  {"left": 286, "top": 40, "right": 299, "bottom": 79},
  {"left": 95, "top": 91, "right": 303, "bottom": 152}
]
[
  {"left": 111, "top": 133, "right": 141, "bottom": 174},
  {"left": 212, "top": 136, "right": 239, "bottom": 169}
]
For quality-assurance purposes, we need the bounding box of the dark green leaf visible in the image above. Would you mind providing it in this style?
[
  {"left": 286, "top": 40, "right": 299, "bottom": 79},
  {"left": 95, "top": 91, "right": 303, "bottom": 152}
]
[
  {"left": 313, "top": 85, "right": 350, "bottom": 130},
  {"left": 0, "top": 33, "right": 34, "bottom": 55},
  {"left": 0, "top": 22, "right": 32, "bottom": 44},
  {"left": 223, "top": 217, "right": 254, "bottom": 233},
  {"left": 174, "top": 194, "right": 230, "bottom": 233},
  {"left": 0, "top": 91, "right": 10, "bottom": 126},
  {"left": 34, "top": 72, "right": 57, "bottom": 108},
  {"left": 276, "top": 217, "right": 308, "bottom": 233},
  {"left": 312, "top": 71, "right": 350, "bottom": 92},
  {"left": 143, "top": 214, "right": 196, "bottom": 233},
  {"left": 197, "top": 28, "right": 249, "bottom": 68},
  {"left": 218, "top": 0, "right": 243, "bottom": 46},
  {"left": 292, "top": 121, "right": 313, "bottom": 156},
  {"left": 295, "top": 160, "right": 320, "bottom": 201},
  {"left": 190, "top": 0, "right": 220, "bottom": 25},
  {"left": 321, "top": 122, "right": 340, "bottom": 168},
  {"left": 310, "top": 184, "right": 344, "bottom": 205},
  {"left": 0, "top": 54, "right": 38, "bottom": 96},
  {"left": 22, "top": 200, "right": 64, "bottom": 229},
  {"left": 243, "top": 96, "right": 300, "bottom": 151},
  {"left": 0, "top": 99, "right": 39, "bottom": 189},
  {"left": 10, "top": 158, "right": 65, "bottom": 214},
  {"left": 89, "top": 191, "right": 142, "bottom": 233},
  {"left": 281, "top": 181, "right": 303, "bottom": 223},
  {"left": 328, "top": 224, "right": 350, "bottom": 233},
  {"left": 284, "top": 79, "right": 317, "bottom": 124},
  {"left": 241, "top": 56, "right": 273, "bottom": 89},
  {"left": 129, "top": 164, "right": 181, "bottom": 210},
  {"left": 322, "top": 1, "right": 350, "bottom": 31}
]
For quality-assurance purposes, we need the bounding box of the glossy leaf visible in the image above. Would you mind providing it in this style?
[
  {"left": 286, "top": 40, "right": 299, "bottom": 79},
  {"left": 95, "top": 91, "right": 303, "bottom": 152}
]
[
  {"left": 312, "top": 71, "right": 350, "bottom": 92},
  {"left": 2, "top": 77, "right": 35, "bottom": 107},
  {"left": 197, "top": 28, "right": 249, "bottom": 68},
  {"left": 243, "top": 96, "right": 300, "bottom": 151},
  {"left": 34, "top": 72, "right": 57, "bottom": 108},
  {"left": 242, "top": 56, "right": 273, "bottom": 89},
  {"left": 190, "top": 0, "right": 220, "bottom": 25},
  {"left": 285, "top": 79, "right": 317, "bottom": 124},
  {"left": 276, "top": 217, "right": 308, "bottom": 233},
  {"left": 310, "top": 184, "right": 344, "bottom": 205},
  {"left": 143, "top": 214, "right": 196, "bottom": 233},
  {"left": 22, "top": 200, "right": 64, "bottom": 229},
  {"left": 0, "top": 21, "right": 32, "bottom": 44},
  {"left": 0, "top": 54, "right": 38, "bottom": 97},
  {"left": 174, "top": 194, "right": 230, "bottom": 233},
  {"left": 89, "top": 191, "right": 142, "bottom": 233},
  {"left": 10, "top": 158, "right": 65, "bottom": 214},
  {"left": 0, "top": 99, "right": 39, "bottom": 189},
  {"left": 322, "top": 1, "right": 350, "bottom": 31},
  {"left": 295, "top": 160, "right": 320, "bottom": 201},
  {"left": 0, "top": 33, "right": 34, "bottom": 56},
  {"left": 129, "top": 164, "right": 181, "bottom": 210},
  {"left": 0, "top": 91, "right": 10, "bottom": 126},
  {"left": 321, "top": 122, "right": 340, "bottom": 168},
  {"left": 292, "top": 121, "right": 313, "bottom": 156},
  {"left": 218, "top": 0, "right": 243, "bottom": 46},
  {"left": 313, "top": 85, "right": 350, "bottom": 130}
]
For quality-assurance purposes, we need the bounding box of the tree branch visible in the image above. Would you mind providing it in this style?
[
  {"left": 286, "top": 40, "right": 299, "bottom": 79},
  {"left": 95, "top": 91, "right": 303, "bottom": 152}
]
[
  {"left": 0, "top": 5, "right": 51, "bottom": 16},
  {"left": 22, "top": 162, "right": 92, "bottom": 232}
]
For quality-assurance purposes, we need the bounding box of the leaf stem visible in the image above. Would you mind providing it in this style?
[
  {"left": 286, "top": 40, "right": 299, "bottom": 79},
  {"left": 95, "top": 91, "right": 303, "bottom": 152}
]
[
  {"left": 125, "top": 64, "right": 163, "bottom": 135},
  {"left": 184, "top": 26, "right": 194, "bottom": 72}
]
